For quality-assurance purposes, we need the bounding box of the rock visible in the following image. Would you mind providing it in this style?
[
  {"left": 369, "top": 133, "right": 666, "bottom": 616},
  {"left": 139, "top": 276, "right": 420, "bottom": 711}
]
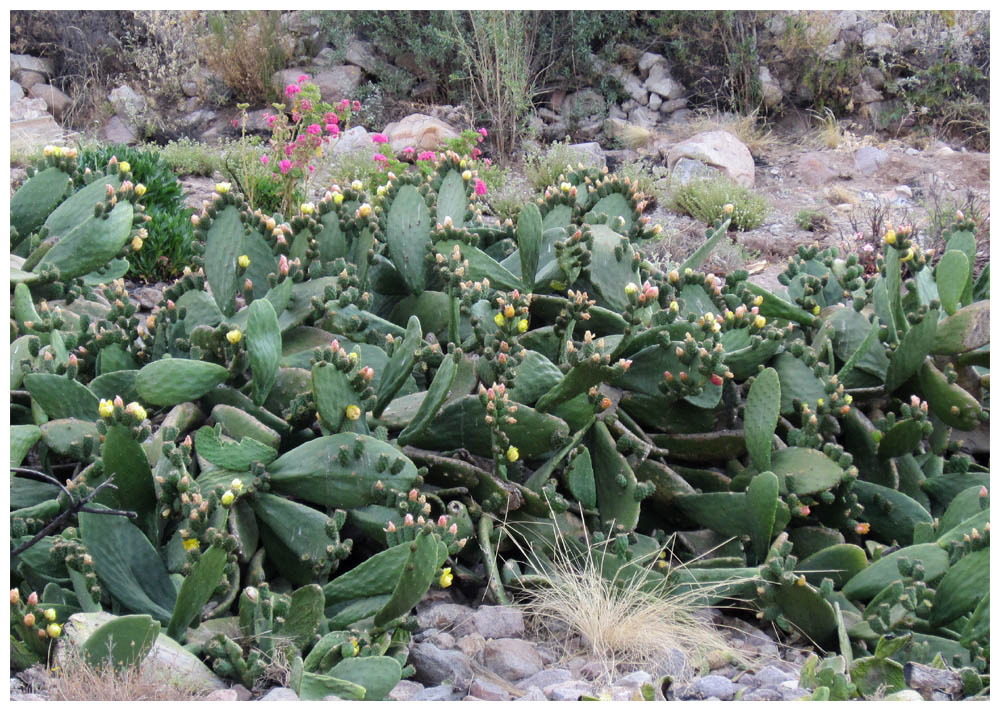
[
  {"left": 831, "top": 10, "right": 860, "bottom": 38},
  {"left": 133, "top": 287, "right": 164, "bottom": 310},
  {"left": 646, "top": 93, "right": 662, "bottom": 112},
  {"left": 416, "top": 602, "right": 474, "bottom": 634},
  {"left": 178, "top": 109, "right": 217, "bottom": 132},
  {"left": 862, "top": 23, "right": 898, "bottom": 51},
  {"left": 896, "top": 27, "right": 920, "bottom": 53},
  {"left": 643, "top": 63, "right": 684, "bottom": 100},
  {"left": 545, "top": 680, "right": 594, "bottom": 701},
  {"left": 753, "top": 665, "right": 797, "bottom": 687},
  {"left": 619, "top": 670, "right": 653, "bottom": 688},
  {"left": 853, "top": 146, "right": 889, "bottom": 177},
  {"left": 666, "top": 130, "right": 754, "bottom": 188},
  {"left": 343, "top": 39, "right": 380, "bottom": 74},
  {"left": 17, "top": 70, "right": 48, "bottom": 92},
  {"left": 482, "top": 638, "right": 545, "bottom": 682},
  {"left": 686, "top": 675, "right": 734, "bottom": 700},
  {"left": 576, "top": 119, "right": 604, "bottom": 141},
  {"left": 309, "top": 67, "right": 363, "bottom": 102},
  {"left": 456, "top": 632, "right": 486, "bottom": 659},
  {"left": 17, "top": 665, "right": 50, "bottom": 693},
  {"left": 820, "top": 40, "right": 846, "bottom": 62},
  {"left": 470, "top": 677, "right": 513, "bottom": 701},
  {"left": 578, "top": 660, "right": 607, "bottom": 681},
  {"left": 669, "top": 157, "right": 721, "bottom": 186},
  {"left": 410, "top": 642, "right": 474, "bottom": 687},
  {"left": 108, "top": 85, "right": 147, "bottom": 125},
  {"left": 57, "top": 611, "right": 225, "bottom": 691},
  {"left": 628, "top": 105, "right": 660, "bottom": 129},
  {"left": 516, "top": 686, "right": 547, "bottom": 701},
  {"left": 204, "top": 689, "right": 238, "bottom": 701},
  {"left": 259, "top": 687, "right": 300, "bottom": 701},
  {"left": 325, "top": 125, "right": 370, "bottom": 157},
  {"left": 472, "top": 605, "right": 524, "bottom": 639},
  {"left": 564, "top": 142, "right": 607, "bottom": 171},
  {"left": 742, "top": 687, "right": 784, "bottom": 701},
  {"left": 517, "top": 668, "right": 572, "bottom": 690},
  {"left": 382, "top": 113, "right": 460, "bottom": 154},
  {"left": 862, "top": 65, "right": 886, "bottom": 90},
  {"left": 10, "top": 54, "right": 55, "bottom": 79},
  {"left": 795, "top": 153, "right": 836, "bottom": 186},
  {"left": 604, "top": 148, "right": 641, "bottom": 172},
  {"left": 387, "top": 679, "right": 425, "bottom": 701},
  {"left": 10, "top": 95, "right": 52, "bottom": 122},
  {"left": 779, "top": 679, "right": 810, "bottom": 700},
  {"left": 758, "top": 65, "right": 783, "bottom": 109},
  {"left": 11, "top": 79, "right": 25, "bottom": 103},
  {"left": 621, "top": 74, "right": 648, "bottom": 106},
  {"left": 904, "top": 662, "right": 964, "bottom": 700},
  {"left": 412, "top": 683, "right": 459, "bottom": 701},
  {"left": 101, "top": 115, "right": 137, "bottom": 145},
  {"left": 638, "top": 52, "right": 668, "bottom": 77},
  {"left": 432, "top": 631, "right": 457, "bottom": 649},
  {"left": 231, "top": 684, "right": 253, "bottom": 701},
  {"left": 562, "top": 88, "right": 605, "bottom": 119},
  {"left": 852, "top": 81, "right": 884, "bottom": 104},
  {"left": 885, "top": 689, "right": 927, "bottom": 701},
  {"left": 658, "top": 98, "right": 689, "bottom": 115}
]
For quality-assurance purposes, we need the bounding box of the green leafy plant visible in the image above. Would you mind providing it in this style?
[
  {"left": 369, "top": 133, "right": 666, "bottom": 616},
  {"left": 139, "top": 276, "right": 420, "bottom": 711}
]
[
  {"left": 155, "top": 138, "right": 221, "bottom": 178},
  {"left": 668, "top": 176, "right": 768, "bottom": 231},
  {"left": 796, "top": 209, "right": 830, "bottom": 232}
]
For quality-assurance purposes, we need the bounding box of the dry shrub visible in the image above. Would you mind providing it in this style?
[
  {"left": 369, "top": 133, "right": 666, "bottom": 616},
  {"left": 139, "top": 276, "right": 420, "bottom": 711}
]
[
  {"left": 500, "top": 514, "right": 751, "bottom": 688},
  {"left": 199, "top": 10, "right": 293, "bottom": 105},
  {"left": 46, "top": 644, "right": 212, "bottom": 701}
]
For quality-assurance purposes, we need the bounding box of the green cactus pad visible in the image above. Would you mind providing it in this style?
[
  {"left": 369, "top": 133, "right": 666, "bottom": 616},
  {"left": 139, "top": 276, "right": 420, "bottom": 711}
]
[
  {"left": 36, "top": 201, "right": 134, "bottom": 282},
  {"left": 772, "top": 352, "right": 826, "bottom": 416},
  {"left": 884, "top": 308, "right": 938, "bottom": 393},
  {"left": 770, "top": 447, "right": 845, "bottom": 496},
  {"left": 268, "top": 433, "right": 419, "bottom": 508},
  {"left": 166, "top": 544, "right": 228, "bottom": 641},
  {"left": 246, "top": 298, "right": 281, "bottom": 406},
  {"left": 194, "top": 426, "right": 277, "bottom": 471},
  {"left": 929, "top": 547, "right": 989, "bottom": 627},
  {"left": 932, "top": 301, "right": 989, "bottom": 355},
  {"left": 23, "top": 373, "right": 100, "bottom": 421},
  {"left": 326, "top": 656, "right": 403, "bottom": 702},
  {"left": 590, "top": 421, "right": 643, "bottom": 531},
  {"left": 101, "top": 425, "right": 156, "bottom": 534},
  {"left": 517, "top": 202, "right": 543, "bottom": 286},
  {"left": 397, "top": 354, "right": 458, "bottom": 445},
  {"left": 82, "top": 614, "right": 160, "bottom": 670},
  {"left": 11, "top": 166, "right": 73, "bottom": 237},
  {"left": 917, "top": 359, "right": 983, "bottom": 431},
  {"left": 385, "top": 184, "right": 431, "bottom": 294},
  {"left": 745, "top": 367, "right": 780, "bottom": 471},
  {"left": 795, "top": 544, "right": 868, "bottom": 589},
  {"left": 374, "top": 528, "right": 443, "bottom": 625},
  {"left": 934, "top": 250, "right": 970, "bottom": 316},
  {"left": 39, "top": 418, "right": 99, "bottom": 456},
  {"left": 841, "top": 543, "right": 949, "bottom": 601},
  {"left": 135, "top": 358, "right": 230, "bottom": 407}
]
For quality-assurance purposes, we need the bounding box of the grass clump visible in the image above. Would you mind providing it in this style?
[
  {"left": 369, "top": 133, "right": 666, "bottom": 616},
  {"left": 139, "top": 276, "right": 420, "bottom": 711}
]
[
  {"left": 668, "top": 176, "right": 768, "bottom": 231},
  {"left": 155, "top": 138, "right": 221, "bottom": 177},
  {"left": 523, "top": 138, "right": 589, "bottom": 192}
]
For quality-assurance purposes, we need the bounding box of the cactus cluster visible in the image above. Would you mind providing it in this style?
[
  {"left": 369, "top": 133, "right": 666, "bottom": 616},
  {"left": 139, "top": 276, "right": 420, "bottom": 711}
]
[{"left": 10, "top": 151, "right": 989, "bottom": 698}]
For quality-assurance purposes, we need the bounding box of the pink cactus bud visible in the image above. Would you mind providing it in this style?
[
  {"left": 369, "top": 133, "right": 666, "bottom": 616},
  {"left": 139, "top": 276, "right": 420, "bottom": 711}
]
[
  {"left": 27, "top": 592, "right": 38, "bottom": 606},
  {"left": 449, "top": 523, "right": 458, "bottom": 535},
  {"left": 438, "top": 515, "right": 448, "bottom": 527},
  {"left": 113, "top": 395, "right": 124, "bottom": 408},
  {"left": 404, "top": 513, "right": 414, "bottom": 526},
  {"left": 279, "top": 254, "right": 290, "bottom": 276},
  {"left": 408, "top": 489, "right": 419, "bottom": 501},
  {"left": 385, "top": 521, "right": 396, "bottom": 533}
]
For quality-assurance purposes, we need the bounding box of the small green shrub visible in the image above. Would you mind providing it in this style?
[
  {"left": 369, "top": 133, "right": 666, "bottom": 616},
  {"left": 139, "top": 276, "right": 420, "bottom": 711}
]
[
  {"left": 523, "top": 138, "right": 583, "bottom": 192},
  {"left": 796, "top": 209, "right": 830, "bottom": 232},
  {"left": 76, "top": 143, "right": 197, "bottom": 280},
  {"left": 485, "top": 169, "right": 535, "bottom": 223},
  {"left": 155, "top": 138, "right": 221, "bottom": 177},
  {"left": 668, "top": 176, "right": 768, "bottom": 231}
]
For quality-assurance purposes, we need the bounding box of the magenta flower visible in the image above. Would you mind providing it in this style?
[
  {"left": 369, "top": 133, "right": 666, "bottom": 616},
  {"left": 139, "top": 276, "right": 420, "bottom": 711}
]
[
  {"left": 300, "top": 99, "right": 312, "bottom": 112},
  {"left": 372, "top": 133, "right": 388, "bottom": 144},
  {"left": 474, "top": 178, "right": 487, "bottom": 196},
  {"left": 418, "top": 151, "right": 435, "bottom": 161},
  {"left": 307, "top": 123, "right": 322, "bottom": 136},
  {"left": 297, "top": 74, "right": 309, "bottom": 83},
  {"left": 291, "top": 111, "right": 301, "bottom": 124},
  {"left": 285, "top": 84, "right": 301, "bottom": 98},
  {"left": 308, "top": 164, "right": 315, "bottom": 173},
  {"left": 352, "top": 100, "right": 361, "bottom": 111},
  {"left": 373, "top": 153, "right": 387, "bottom": 163},
  {"left": 472, "top": 147, "right": 482, "bottom": 158},
  {"left": 402, "top": 146, "right": 415, "bottom": 155},
  {"left": 479, "top": 127, "right": 488, "bottom": 137},
  {"left": 265, "top": 114, "right": 277, "bottom": 128},
  {"left": 260, "top": 155, "right": 269, "bottom": 165},
  {"left": 484, "top": 158, "right": 492, "bottom": 167},
  {"left": 326, "top": 124, "right": 339, "bottom": 136},
  {"left": 285, "top": 145, "right": 294, "bottom": 156},
  {"left": 339, "top": 99, "right": 350, "bottom": 110},
  {"left": 279, "top": 159, "right": 292, "bottom": 174},
  {"left": 325, "top": 112, "right": 338, "bottom": 124}
]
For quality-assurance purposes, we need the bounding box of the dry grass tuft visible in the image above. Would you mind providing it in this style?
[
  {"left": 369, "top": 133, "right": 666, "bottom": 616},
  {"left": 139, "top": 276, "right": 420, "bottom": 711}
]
[
  {"left": 500, "top": 514, "right": 752, "bottom": 688},
  {"left": 45, "top": 644, "right": 212, "bottom": 701},
  {"left": 802, "top": 107, "right": 843, "bottom": 150},
  {"left": 677, "top": 110, "right": 780, "bottom": 158}
]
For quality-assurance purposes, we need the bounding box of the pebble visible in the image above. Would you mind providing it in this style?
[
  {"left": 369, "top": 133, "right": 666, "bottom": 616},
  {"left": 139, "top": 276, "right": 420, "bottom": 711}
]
[
  {"left": 545, "top": 680, "right": 594, "bottom": 700},
  {"left": 410, "top": 642, "right": 474, "bottom": 687},
  {"left": 412, "top": 683, "right": 458, "bottom": 701},
  {"left": 472, "top": 605, "right": 524, "bottom": 639},
  {"left": 686, "top": 674, "right": 735, "bottom": 700},
  {"left": 482, "top": 638, "right": 545, "bottom": 681},
  {"left": 470, "top": 677, "right": 513, "bottom": 701},
  {"left": 517, "top": 668, "right": 572, "bottom": 690},
  {"left": 388, "top": 679, "right": 424, "bottom": 701},
  {"left": 516, "top": 686, "right": 547, "bottom": 701},
  {"left": 259, "top": 687, "right": 299, "bottom": 701}
]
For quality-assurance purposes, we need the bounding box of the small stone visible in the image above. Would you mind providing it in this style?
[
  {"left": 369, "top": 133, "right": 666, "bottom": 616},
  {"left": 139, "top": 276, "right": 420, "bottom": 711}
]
[
  {"left": 618, "top": 670, "right": 653, "bottom": 688},
  {"left": 482, "top": 638, "right": 545, "bottom": 682},
  {"left": 578, "top": 660, "right": 607, "bottom": 680},
  {"left": 434, "top": 631, "right": 457, "bottom": 650},
  {"left": 387, "top": 679, "right": 424, "bottom": 701},
  {"left": 134, "top": 287, "right": 164, "bottom": 310},
  {"left": 417, "top": 603, "right": 474, "bottom": 635},
  {"left": 517, "top": 668, "right": 572, "bottom": 690},
  {"left": 688, "top": 674, "right": 734, "bottom": 700},
  {"left": 27, "top": 83, "right": 71, "bottom": 122},
  {"left": 854, "top": 146, "right": 889, "bottom": 177},
  {"left": 456, "top": 632, "right": 486, "bottom": 659},
  {"left": 204, "top": 689, "right": 238, "bottom": 701},
  {"left": 545, "top": 680, "right": 594, "bottom": 701},
  {"left": 470, "top": 677, "right": 512, "bottom": 701},
  {"left": 515, "top": 686, "right": 546, "bottom": 701},
  {"left": 742, "top": 687, "right": 784, "bottom": 701},
  {"left": 231, "top": 684, "right": 253, "bottom": 701},
  {"left": 410, "top": 642, "right": 474, "bottom": 687},
  {"left": 647, "top": 92, "right": 663, "bottom": 111},
  {"left": 754, "top": 665, "right": 796, "bottom": 687},
  {"left": 472, "top": 605, "right": 524, "bottom": 639},
  {"left": 638, "top": 52, "right": 668, "bottom": 76},
  {"left": 412, "top": 684, "right": 458, "bottom": 701},
  {"left": 259, "top": 687, "right": 299, "bottom": 701},
  {"left": 904, "top": 661, "right": 964, "bottom": 700}
]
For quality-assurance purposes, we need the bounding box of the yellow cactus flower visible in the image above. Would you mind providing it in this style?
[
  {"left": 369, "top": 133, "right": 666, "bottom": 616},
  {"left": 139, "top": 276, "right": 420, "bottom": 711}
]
[
  {"left": 345, "top": 404, "right": 362, "bottom": 421},
  {"left": 131, "top": 236, "right": 143, "bottom": 251},
  {"left": 376, "top": 185, "right": 387, "bottom": 197},
  {"left": 182, "top": 539, "right": 199, "bottom": 552},
  {"left": 357, "top": 203, "right": 372, "bottom": 218},
  {"left": 438, "top": 567, "right": 453, "bottom": 588},
  {"left": 506, "top": 445, "right": 519, "bottom": 462},
  {"left": 493, "top": 312, "right": 506, "bottom": 328},
  {"left": 722, "top": 203, "right": 735, "bottom": 215},
  {"left": 44, "top": 608, "right": 57, "bottom": 622},
  {"left": 119, "top": 161, "right": 131, "bottom": 174},
  {"left": 754, "top": 315, "right": 767, "bottom": 329},
  {"left": 517, "top": 319, "right": 529, "bottom": 333},
  {"left": 226, "top": 329, "right": 242, "bottom": 345},
  {"left": 237, "top": 254, "right": 251, "bottom": 269},
  {"left": 883, "top": 229, "right": 896, "bottom": 245},
  {"left": 125, "top": 402, "right": 147, "bottom": 422},
  {"left": 43, "top": 145, "right": 57, "bottom": 157},
  {"left": 461, "top": 170, "right": 472, "bottom": 181},
  {"left": 625, "top": 282, "right": 639, "bottom": 296},
  {"left": 134, "top": 183, "right": 147, "bottom": 197},
  {"left": 813, "top": 305, "right": 821, "bottom": 315},
  {"left": 221, "top": 490, "right": 235, "bottom": 507},
  {"left": 348, "top": 351, "right": 359, "bottom": 363},
  {"left": 99, "top": 399, "right": 115, "bottom": 418},
  {"left": 901, "top": 247, "right": 914, "bottom": 262},
  {"left": 351, "top": 180, "right": 363, "bottom": 192},
  {"left": 230, "top": 478, "right": 244, "bottom": 493},
  {"left": 300, "top": 202, "right": 315, "bottom": 215},
  {"left": 333, "top": 191, "right": 344, "bottom": 205},
  {"left": 215, "top": 182, "right": 231, "bottom": 194},
  {"left": 46, "top": 623, "right": 61, "bottom": 638},
  {"left": 504, "top": 304, "right": 515, "bottom": 319}
]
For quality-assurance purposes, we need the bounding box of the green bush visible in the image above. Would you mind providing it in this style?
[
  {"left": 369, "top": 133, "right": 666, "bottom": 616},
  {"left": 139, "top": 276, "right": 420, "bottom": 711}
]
[
  {"left": 523, "top": 138, "right": 585, "bottom": 192},
  {"left": 668, "top": 176, "right": 768, "bottom": 231},
  {"left": 155, "top": 138, "right": 221, "bottom": 177},
  {"left": 76, "top": 143, "right": 197, "bottom": 280}
]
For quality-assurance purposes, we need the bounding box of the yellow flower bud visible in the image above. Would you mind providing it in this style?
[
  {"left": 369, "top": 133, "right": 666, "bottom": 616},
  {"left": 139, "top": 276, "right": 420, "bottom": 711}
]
[
  {"left": 46, "top": 623, "right": 61, "bottom": 638},
  {"left": 462, "top": 170, "right": 472, "bottom": 181},
  {"left": 883, "top": 229, "right": 896, "bottom": 245},
  {"left": 504, "top": 304, "right": 515, "bottom": 319},
  {"left": 494, "top": 312, "right": 506, "bottom": 327},
  {"left": 99, "top": 399, "right": 115, "bottom": 418},
  {"left": 237, "top": 254, "right": 251, "bottom": 269},
  {"left": 43, "top": 145, "right": 56, "bottom": 157},
  {"left": 125, "top": 402, "right": 147, "bottom": 422},
  {"left": 300, "top": 202, "right": 315, "bottom": 215},
  {"left": 221, "top": 490, "right": 235, "bottom": 507},
  {"left": 182, "top": 539, "right": 199, "bottom": 552},
  {"left": 215, "top": 182, "right": 231, "bottom": 194},
  {"left": 226, "top": 329, "right": 242, "bottom": 344},
  {"left": 722, "top": 203, "right": 734, "bottom": 215},
  {"left": 345, "top": 404, "right": 362, "bottom": 421},
  {"left": 517, "top": 319, "right": 529, "bottom": 333},
  {"left": 131, "top": 236, "right": 143, "bottom": 251},
  {"left": 506, "top": 445, "right": 519, "bottom": 462},
  {"left": 625, "top": 282, "right": 639, "bottom": 296},
  {"left": 119, "top": 161, "right": 131, "bottom": 174},
  {"left": 357, "top": 203, "right": 372, "bottom": 218},
  {"left": 333, "top": 192, "right": 344, "bottom": 205},
  {"left": 438, "top": 567, "right": 453, "bottom": 588},
  {"left": 813, "top": 305, "right": 821, "bottom": 315},
  {"left": 230, "top": 478, "right": 244, "bottom": 492},
  {"left": 754, "top": 315, "right": 767, "bottom": 329},
  {"left": 351, "top": 180, "right": 363, "bottom": 192},
  {"left": 44, "top": 608, "right": 57, "bottom": 622},
  {"left": 134, "top": 183, "right": 147, "bottom": 197}
]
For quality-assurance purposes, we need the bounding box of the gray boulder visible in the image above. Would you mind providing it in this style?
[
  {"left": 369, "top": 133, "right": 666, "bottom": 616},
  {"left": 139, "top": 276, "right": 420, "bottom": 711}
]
[
  {"left": 643, "top": 63, "right": 684, "bottom": 100},
  {"left": 108, "top": 84, "right": 147, "bottom": 126},
  {"left": 482, "top": 638, "right": 544, "bottom": 682},
  {"left": 665, "top": 130, "right": 755, "bottom": 187},
  {"left": 409, "top": 642, "right": 474, "bottom": 687},
  {"left": 562, "top": 89, "right": 605, "bottom": 119},
  {"left": 638, "top": 52, "right": 668, "bottom": 77},
  {"left": 862, "top": 23, "right": 899, "bottom": 51},
  {"left": 472, "top": 605, "right": 525, "bottom": 639}
]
